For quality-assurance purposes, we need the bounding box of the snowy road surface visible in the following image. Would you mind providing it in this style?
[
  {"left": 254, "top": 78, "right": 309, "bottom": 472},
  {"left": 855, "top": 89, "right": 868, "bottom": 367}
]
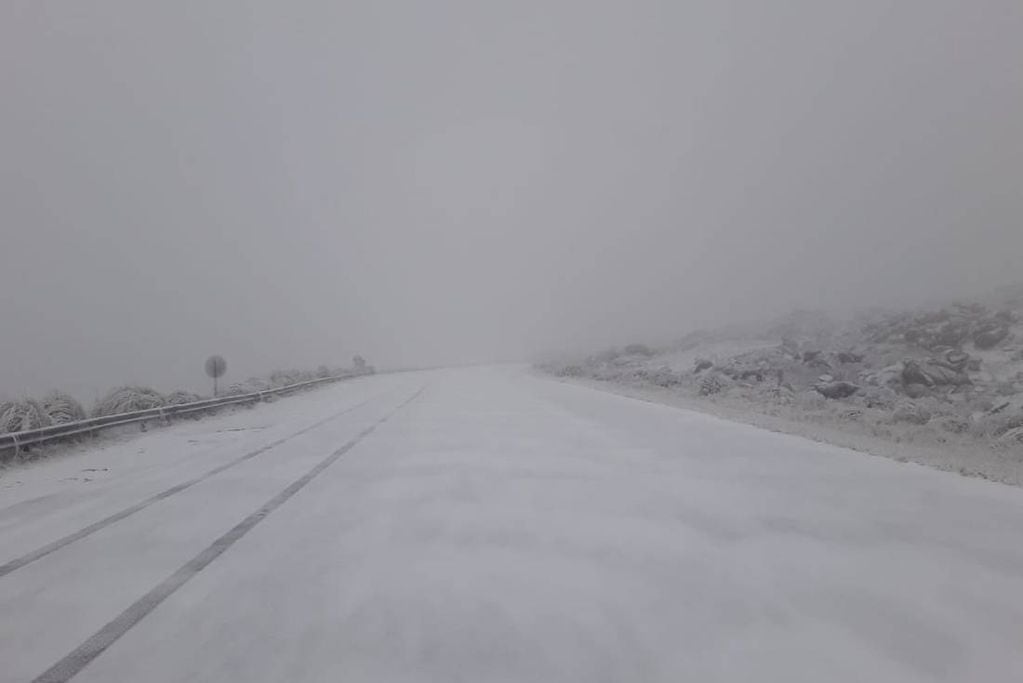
[{"left": 2, "top": 367, "right": 1023, "bottom": 682}]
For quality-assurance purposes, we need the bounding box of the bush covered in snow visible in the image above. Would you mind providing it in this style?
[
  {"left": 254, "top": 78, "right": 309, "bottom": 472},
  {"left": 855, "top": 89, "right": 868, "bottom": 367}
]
[
  {"left": 269, "top": 369, "right": 316, "bottom": 388},
  {"left": 699, "top": 373, "right": 730, "bottom": 396},
  {"left": 0, "top": 399, "right": 53, "bottom": 433},
  {"left": 164, "top": 390, "right": 203, "bottom": 405},
  {"left": 0, "top": 359, "right": 369, "bottom": 440},
  {"left": 41, "top": 391, "right": 86, "bottom": 424},
  {"left": 221, "top": 377, "right": 271, "bottom": 396},
  {"left": 92, "top": 386, "right": 166, "bottom": 417}
]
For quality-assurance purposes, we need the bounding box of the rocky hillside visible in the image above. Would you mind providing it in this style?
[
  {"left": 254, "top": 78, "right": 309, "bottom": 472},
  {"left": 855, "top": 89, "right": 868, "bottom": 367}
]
[{"left": 540, "top": 286, "right": 1023, "bottom": 466}]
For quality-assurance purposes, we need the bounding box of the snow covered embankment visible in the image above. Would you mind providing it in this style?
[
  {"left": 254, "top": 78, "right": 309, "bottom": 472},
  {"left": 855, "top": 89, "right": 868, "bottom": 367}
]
[{"left": 539, "top": 294, "right": 1023, "bottom": 485}]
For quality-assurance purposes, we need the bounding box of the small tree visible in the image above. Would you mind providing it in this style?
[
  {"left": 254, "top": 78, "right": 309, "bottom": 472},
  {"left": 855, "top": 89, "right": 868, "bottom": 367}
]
[{"left": 353, "top": 355, "right": 367, "bottom": 371}]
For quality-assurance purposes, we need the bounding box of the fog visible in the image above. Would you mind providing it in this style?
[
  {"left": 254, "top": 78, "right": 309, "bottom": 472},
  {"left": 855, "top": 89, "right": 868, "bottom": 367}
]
[{"left": 2, "top": 0, "right": 1021, "bottom": 401}]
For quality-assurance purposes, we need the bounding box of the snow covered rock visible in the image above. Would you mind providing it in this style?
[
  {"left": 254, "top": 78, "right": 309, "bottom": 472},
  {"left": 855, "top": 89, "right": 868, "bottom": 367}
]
[
  {"left": 974, "top": 323, "right": 1010, "bottom": 350},
  {"left": 904, "top": 383, "right": 931, "bottom": 399},
  {"left": 997, "top": 426, "right": 1023, "bottom": 447},
  {"left": 901, "top": 359, "right": 971, "bottom": 388},
  {"left": 814, "top": 381, "right": 860, "bottom": 400}
]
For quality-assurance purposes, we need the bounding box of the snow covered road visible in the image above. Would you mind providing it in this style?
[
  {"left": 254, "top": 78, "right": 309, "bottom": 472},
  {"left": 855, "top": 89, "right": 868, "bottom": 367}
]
[{"left": 2, "top": 367, "right": 1023, "bottom": 682}]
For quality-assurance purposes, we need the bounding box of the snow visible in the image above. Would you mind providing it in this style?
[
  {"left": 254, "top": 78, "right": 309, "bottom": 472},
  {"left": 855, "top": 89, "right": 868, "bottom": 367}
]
[
  {"left": 558, "top": 372, "right": 1023, "bottom": 486},
  {"left": 656, "top": 339, "right": 779, "bottom": 372},
  {"left": 3, "top": 367, "right": 1023, "bottom": 681}
]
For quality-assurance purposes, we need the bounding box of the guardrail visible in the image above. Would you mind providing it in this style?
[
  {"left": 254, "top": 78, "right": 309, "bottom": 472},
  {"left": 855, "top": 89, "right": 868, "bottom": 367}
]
[{"left": 0, "top": 372, "right": 368, "bottom": 458}]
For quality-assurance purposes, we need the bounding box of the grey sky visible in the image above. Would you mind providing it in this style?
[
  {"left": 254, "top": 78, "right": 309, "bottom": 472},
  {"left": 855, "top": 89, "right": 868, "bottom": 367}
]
[{"left": 2, "top": 1, "right": 1022, "bottom": 400}]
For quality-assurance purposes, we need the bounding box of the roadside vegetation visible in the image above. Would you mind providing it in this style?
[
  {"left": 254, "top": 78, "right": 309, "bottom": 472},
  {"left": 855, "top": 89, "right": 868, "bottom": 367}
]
[{"left": 0, "top": 357, "right": 375, "bottom": 435}]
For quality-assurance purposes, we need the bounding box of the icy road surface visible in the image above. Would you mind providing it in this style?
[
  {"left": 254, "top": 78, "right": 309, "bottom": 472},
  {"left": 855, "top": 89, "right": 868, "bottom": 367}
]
[{"left": 2, "top": 368, "right": 1023, "bottom": 682}]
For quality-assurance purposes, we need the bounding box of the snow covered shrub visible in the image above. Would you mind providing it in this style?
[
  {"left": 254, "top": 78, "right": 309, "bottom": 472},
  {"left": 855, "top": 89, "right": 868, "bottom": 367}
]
[
  {"left": 41, "top": 391, "right": 86, "bottom": 424},
  {"left": 268, "top": 370, "right": 293, "bottom": 387},
  {"left": 699, "top": 373, "right": 730, "bottom": 396},
  {"left": 642, "top": 366, "right": 681, "bottom": 387},
  {"left": 269, "top": 369, "right": 315, "bottom": 388},
  {"left": 164, "top": 390, "right": 203, "bottom": 405},
  {"left": 0, "top": 399, "right": 53, "bottom": 433},
  {"left": 763, "top": 384, "right": 796, "bottom": 404},
  {"left": 92, "top": 386, "right": 166, "bottom": 417},
  {"left": 223, "top": 377, "right": 271, "bottom": 396},
  {"left": 549, "top": 364, "right": 584, "bottom": 377},
  {"left": 891, "top": 401, "right": 932, "bottom": 425},
  {"left": 934, "top": 415, "right": 970, "bottom": 434},
  {"left": 317, "top": 365, "right": 331, "bottom": 378}
]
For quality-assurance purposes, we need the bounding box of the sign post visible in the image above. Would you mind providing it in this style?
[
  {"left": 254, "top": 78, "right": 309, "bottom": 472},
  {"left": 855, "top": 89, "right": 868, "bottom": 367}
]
[{"left": 205, "top": 355, "right": 227, "bottom": 397}]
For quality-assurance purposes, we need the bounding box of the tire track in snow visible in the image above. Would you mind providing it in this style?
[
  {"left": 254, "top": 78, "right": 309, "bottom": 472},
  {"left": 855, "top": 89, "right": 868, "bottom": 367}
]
[
  {"left": 0, "top": 391, "right": 389, "bottom": 580},
  {"left": 31, "top": 386, "right": 425, "bottom": 683}
]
